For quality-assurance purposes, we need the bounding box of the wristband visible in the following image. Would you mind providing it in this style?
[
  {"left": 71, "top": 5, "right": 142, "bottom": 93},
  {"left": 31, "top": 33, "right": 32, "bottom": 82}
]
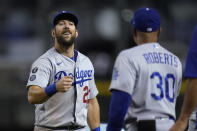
[
  {"left": 44, "top": 83, "right": 57, "bottom": 97},
  {"left": 91, "top": 126, "right": 100, "bottom": 131}
]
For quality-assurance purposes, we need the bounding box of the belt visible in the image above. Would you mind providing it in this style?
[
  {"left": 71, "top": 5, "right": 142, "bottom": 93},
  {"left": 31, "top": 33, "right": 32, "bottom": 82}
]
[
  {"left": 38, "top": 125, "right": 85, "bottom": 130},
  {"left": 124, "top": 118, "right": 137, "bottom": 125},
  {"left": 155, "top": 116, "right": 175, "bottom": 121},
  {"left": 125, "top": 115, "right": 175, "bottom": 125}
]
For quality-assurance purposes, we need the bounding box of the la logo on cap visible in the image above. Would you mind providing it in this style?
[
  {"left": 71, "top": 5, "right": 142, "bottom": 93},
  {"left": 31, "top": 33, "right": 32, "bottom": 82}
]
[
  {"left": 147, "top": 28, "right": 152, "bottom": 32},
  {"left": 131, "top": 7, "right": 160, "bottom": 32},
  {"left": 146, "top": 8, "right": 150, "bottom": 11}
]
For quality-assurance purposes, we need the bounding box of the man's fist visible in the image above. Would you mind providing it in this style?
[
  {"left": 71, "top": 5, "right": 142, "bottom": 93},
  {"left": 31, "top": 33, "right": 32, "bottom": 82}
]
[{"left": 56, "top": 76, "right": 73, "bottom": 92}]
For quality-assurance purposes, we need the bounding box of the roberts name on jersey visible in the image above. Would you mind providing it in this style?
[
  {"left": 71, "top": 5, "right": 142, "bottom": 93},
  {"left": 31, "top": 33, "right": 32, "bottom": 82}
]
[{"left": 143, "top": 52, "right": 178, "bottom": 68}]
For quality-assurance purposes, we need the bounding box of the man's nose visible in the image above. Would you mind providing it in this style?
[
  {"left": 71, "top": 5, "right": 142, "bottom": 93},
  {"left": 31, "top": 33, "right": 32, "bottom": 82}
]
[{"left": 63, "top": 22, "right": 69, "bottom": 28}]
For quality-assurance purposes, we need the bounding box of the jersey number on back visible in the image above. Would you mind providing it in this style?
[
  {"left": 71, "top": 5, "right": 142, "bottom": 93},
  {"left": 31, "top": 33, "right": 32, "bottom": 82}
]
[{"left": 150, "top": 72, "right": 175, "bottom": 103}]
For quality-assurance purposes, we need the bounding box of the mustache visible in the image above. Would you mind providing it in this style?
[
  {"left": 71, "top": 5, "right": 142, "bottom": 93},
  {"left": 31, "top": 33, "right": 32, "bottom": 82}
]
[{"left": 62, "top": 30, "right": 71, "bottom": 34}]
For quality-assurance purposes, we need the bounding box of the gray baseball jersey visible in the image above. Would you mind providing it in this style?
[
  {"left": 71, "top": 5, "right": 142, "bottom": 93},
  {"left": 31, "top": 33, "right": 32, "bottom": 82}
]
[
  {"left": 110, "top": 43, "right": 182, "bottom": 128},
  {"left": 27, "top": 47, "right": 98, "bottom": 127}
]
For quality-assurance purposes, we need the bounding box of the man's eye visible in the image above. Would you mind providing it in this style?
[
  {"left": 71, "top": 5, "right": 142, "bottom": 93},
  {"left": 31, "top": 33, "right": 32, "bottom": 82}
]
[
  {"left": 59, "top": 22, "right": 64, "bottom": 25},
  {"left": 69, "top": 22, "right": 74, "bottom": 26}
]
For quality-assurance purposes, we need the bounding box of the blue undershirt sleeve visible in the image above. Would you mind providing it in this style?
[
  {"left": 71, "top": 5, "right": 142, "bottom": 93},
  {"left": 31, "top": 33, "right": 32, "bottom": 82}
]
[{"left": 107, "top": 90, "right": 131, "bottom": 131}]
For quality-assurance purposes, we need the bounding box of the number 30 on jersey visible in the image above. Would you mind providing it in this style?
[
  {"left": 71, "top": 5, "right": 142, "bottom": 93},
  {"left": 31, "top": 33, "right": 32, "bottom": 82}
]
[{"left": 150, "top": 72, "right": 175, "bottom": 103}]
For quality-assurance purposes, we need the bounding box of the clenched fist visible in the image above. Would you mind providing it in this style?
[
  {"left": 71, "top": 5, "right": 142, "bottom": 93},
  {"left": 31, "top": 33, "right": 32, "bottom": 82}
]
[{"left": 56, "top": 76, "right": 73, "bottom": 92}]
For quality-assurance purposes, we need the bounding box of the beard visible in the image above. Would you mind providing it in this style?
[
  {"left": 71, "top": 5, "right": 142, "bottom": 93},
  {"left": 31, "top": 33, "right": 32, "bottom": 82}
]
[{"left": 56, "top": 33, "right": 76, "bottom": 48}]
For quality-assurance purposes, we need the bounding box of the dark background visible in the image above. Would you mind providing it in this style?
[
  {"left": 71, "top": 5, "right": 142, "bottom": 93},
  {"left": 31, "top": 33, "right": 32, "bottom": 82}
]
[{"left": 0, "top": 0, "right": 196, "bottom": 130}]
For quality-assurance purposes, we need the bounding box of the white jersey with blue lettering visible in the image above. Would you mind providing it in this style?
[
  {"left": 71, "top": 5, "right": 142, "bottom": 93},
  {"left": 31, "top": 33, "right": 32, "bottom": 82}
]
[
  {"left": 110, "top": 42, "right": 182, "bottom": 130},
  {"left": 27, "top": 47, "right": 98, "bottom": 128}
]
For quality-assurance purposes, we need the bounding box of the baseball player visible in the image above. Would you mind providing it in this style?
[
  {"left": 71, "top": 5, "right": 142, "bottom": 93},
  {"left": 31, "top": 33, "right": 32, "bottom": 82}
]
[
  {"left": 170, "top": 26, "right": 197, "bottom": 131},
  {"left": 107, "top": 7, "right": 182, "bottom": 131},
  {"left": 27, "top": 11, "right": 100, "bottom": 131}
]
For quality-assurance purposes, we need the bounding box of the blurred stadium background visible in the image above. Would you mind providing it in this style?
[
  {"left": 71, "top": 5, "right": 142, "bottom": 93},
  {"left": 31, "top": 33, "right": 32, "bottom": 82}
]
[{"left": 0, "top": 0, "right": 197, "bottom": 130}]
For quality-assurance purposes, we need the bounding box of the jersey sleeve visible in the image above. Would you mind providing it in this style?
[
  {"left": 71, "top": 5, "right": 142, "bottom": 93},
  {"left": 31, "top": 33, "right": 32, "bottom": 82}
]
[
  {"left": 88, "top": 63, "right": 98, "bottom": 99},
  {"left": 27, "top": 58, "right": 52, "bottom": 88},
  {"left": 109, "top": 51, "right": 137, "bottom": 95},
  {"left": 184, "top": 51, "right": 197, "bottom": 78},
  {"left": 184, "top": 26, "right": 197, "bottom": 78}
]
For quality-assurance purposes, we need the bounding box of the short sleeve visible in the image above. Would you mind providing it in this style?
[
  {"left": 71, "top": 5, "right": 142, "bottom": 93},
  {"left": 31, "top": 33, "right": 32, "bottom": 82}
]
[
  {"left": 184, "top": 52, "right": 197, "bottom": 78},
  {"left": 184, "top": 26, "right": 197, "bottom": 78},
  {"left": 27, "top": 58, "right": 52, "bottom": 88},
  {"left": 109, "top": 52, "right": 137, "bottom": 95},
  {"left": 88, "top": 63, "right": 98, "bottom": 99}
]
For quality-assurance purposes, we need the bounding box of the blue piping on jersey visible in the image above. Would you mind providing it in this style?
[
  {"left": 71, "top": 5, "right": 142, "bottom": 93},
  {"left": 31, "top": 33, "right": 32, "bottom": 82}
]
[
  {"left": 73, "top": 50, "right": 78, "bottom": 123},
  {"left": 195, "top": 110, "right": 197, "bottom": 129},
  {"left": 70, "top": 50, "right": 78, "bottom": 62}
]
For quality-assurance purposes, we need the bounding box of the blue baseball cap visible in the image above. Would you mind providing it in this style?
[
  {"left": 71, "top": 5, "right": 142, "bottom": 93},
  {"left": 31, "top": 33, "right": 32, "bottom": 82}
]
[
  {"left": 53, "top": 11, "right": 78, "bottom": 27},
  {"left": 131, "top": 7, "right": 160, "bottom": 32}
]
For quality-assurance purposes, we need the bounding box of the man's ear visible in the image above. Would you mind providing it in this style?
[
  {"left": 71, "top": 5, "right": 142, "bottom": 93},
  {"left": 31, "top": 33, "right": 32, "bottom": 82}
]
[
  {"left": 133, "top": 28, "right": 137, "bottom": 37},
  {"left": 51, "top": 29, "right": 55, "bottom": 38},
  {"left": 133, "top": 28, "right": 137, "bottom": 43},
  {"left": 157, "top": 27, "right": 162, "bottom": 37},
  {"left": 159, "top": 27, "right": 162, "bottom": 32},
  {"left": 76, "top": 30, "right": 78, "bottom": 38}
]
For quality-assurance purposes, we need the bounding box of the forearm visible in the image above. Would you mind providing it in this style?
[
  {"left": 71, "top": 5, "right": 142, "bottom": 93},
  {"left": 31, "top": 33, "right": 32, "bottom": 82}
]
[
  {"left": 178, "top": 79, "right": 197, "bottom": 122},
  {"left": 107, "top": 90, "right": 131, "bottom": 131},
  {"left": 87, "top": 97, "right": 100, "bottom": 130},
  {"left": 28, "top": 77, "right": 72, "bottom": 104},
  {"left": 28, "top": 85, "right": 49, "bottom": 104}
]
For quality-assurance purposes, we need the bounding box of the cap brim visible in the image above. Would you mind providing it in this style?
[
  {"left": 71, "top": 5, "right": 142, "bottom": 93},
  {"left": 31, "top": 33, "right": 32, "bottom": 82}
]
[{"left": 53, "top": 12, "right": 78, "bottom": 27}]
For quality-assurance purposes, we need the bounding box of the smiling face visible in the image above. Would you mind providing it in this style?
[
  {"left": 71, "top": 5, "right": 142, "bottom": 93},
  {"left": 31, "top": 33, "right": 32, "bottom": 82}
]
[{"left": 52, "top": 19, "right": 78, "bottom": 48}]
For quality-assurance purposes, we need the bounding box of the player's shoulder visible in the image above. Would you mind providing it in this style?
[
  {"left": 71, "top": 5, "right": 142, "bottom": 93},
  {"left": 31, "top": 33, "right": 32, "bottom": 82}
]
[
  {"left": 77, "top": 51, "right": 91, "bottom": 62},
  {"left": 160, "top": 44, "right": 181, "bottom": 59},
  {"left": 32, "top": 48, "right": 55, "bottom": 65},
  {"left": 77, "top": 51, "right": 94, "bottom": 68},
  {"left": 115, "top": 48, "right": 136, "bottom": 64},
  {"left": 159, "top": 44, "right": 182, "bottom": 68}
]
